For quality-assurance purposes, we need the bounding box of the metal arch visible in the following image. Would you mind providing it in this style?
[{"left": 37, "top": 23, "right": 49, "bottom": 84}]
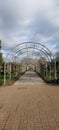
[
  {"left": 10, "top": 41, "right": 54, "bottom": 78},
  {"left": 17, "top": 53, "right": 49, "bottom": 65},
  {"left": 15, "top": 50, "right": 48, "bottom": 60},
  {"left": 4, "top": 42, "right": 56, "bottom": 84},
  {"left": 11, "top": 42, "right": 53, "bottom": 57},
  {"left": 8, "top": 48, "right": 50, "bottom": 63},
  {"left": 14, "top": 46, "right": 51, "bottom": 61},
  {"left": 14, "top": 46, "right": 51, "bottom": 57},
  {"left": 9, "top": 42, "right": 54, "bottom": 61},
  {"left": 3, "top": 41, "right": 57, "bottom": 86},
  {"left": 14, "top": 48, "right": 50, "bottom": 61},
  {"left": 12, "top": 41, "right": 51, "bottom": 54}
]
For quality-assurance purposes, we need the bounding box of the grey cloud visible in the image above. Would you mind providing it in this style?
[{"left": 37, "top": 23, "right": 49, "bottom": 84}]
[
  {"left": 0, "top": 0, "right": 59, "bottom": 58},
  {"left": 29, "top": 15, "right": 55, "bottom": 37}
]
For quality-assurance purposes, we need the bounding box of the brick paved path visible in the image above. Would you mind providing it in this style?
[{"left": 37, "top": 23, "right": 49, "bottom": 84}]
[
  {"left": 0, "top": 71, "right": 59, "bottom": 130},
  {"left": 14, "top": 71, "right": 45, "bottom": 85}
]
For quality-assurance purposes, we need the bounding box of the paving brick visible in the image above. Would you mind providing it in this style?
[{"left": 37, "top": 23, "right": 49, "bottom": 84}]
[{"left": 0, "top": 71, "right": 59, "bottom": 130}]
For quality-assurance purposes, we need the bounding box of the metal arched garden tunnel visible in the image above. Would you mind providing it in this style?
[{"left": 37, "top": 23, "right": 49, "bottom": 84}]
[{"left": 4, "top": 42, "right": 57, "bottom": 85}]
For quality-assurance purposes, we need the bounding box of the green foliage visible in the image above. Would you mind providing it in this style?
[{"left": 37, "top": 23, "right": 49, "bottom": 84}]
[
  {"left": 0, "top": 53, "right": 3, "bottom": 64},
  {"left": 0, "top": 75, "right": 4, "bottom": 86},
  {"left": 0, "top": 80, "right": 3, "bottom": 86}
]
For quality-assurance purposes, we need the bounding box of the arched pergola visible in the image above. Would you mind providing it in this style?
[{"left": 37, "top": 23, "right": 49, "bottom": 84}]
[
  {"left": 4, "top": 42, "right": 56, "bottom": 85},
  {"left": 10, "top": 42, "right": 54, "bottom": 61}
]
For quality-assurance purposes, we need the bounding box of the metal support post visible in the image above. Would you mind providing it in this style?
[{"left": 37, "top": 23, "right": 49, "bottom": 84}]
[
  {"left": 49, "top": 62, "right": 51, "bottom": 79},
  {"left": 10, "top": 62, "right": 11, "bottom": 80},
  {"left": 4, "top": 62, "right": 6, "bottom": 85},
  {"left": 55, "top": 60, "right": 57, "bottom": 79}
]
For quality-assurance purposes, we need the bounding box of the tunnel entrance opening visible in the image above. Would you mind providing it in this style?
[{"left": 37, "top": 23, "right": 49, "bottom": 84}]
[{"left": 27, "top": 64, "right": 35, "bottom": 71}]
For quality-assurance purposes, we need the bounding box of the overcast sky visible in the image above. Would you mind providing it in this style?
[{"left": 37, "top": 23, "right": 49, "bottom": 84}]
[{"left": 0, "top": 0, "right": 59, "bottom": 58}]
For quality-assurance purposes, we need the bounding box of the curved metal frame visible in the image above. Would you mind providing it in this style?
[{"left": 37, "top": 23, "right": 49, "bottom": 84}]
[
  {"left": 3, "top": 41, "right": 56, "bottom": 85},
  {"left": 9, "top": 42, "right": 54, "bottom": 61},
  {"left": 15, "top": 47, "right": 51, "bottom": 59}
]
